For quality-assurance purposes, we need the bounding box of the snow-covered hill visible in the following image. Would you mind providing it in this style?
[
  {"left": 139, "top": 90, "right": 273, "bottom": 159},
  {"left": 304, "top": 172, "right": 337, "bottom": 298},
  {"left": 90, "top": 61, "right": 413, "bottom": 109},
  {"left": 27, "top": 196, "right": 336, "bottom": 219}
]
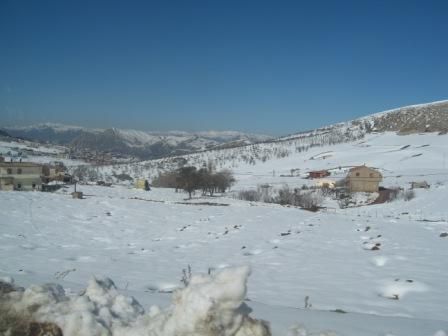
[
  {"left": 90, "top": 100, "right": 447, "bottom": 182},
  {"left": 361, "top": 99, "right": 448, "bottom": 133},
  {"left": 1, "top": 101, "right": 448, "bottom": 335}
]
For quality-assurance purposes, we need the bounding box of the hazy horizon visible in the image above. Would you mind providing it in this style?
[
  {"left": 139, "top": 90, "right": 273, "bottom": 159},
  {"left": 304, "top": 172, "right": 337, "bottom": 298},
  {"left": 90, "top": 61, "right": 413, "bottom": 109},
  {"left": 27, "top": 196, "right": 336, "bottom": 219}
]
[{"left": 3, "top": 98, "right": 448, "bottom": 137}]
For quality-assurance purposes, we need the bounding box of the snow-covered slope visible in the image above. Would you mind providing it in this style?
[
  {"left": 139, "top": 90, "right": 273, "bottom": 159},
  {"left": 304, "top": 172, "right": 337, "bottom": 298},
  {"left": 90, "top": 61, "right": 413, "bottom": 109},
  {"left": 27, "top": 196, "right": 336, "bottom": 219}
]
[
  {"left": 2, "top": 101, "right": 448, "bottom": 335},
  {"left": 2, "top": 128, "right": 448, "bottom": 334},
  {"left": 78, "top": 100, "right": 446, "bottom": 182}
]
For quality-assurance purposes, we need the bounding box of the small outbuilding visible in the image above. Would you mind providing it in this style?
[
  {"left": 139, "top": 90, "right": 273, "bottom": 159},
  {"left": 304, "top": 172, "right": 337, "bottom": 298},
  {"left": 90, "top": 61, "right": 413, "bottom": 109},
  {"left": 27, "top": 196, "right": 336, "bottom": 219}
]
[
  {"left": 315, "top": 179, "right": 336, "bottom": 189},
  {"left": 135, "top": 179, "right": 150, "bottom": 191},
  {"left": 308, "top": 170, "right": 330, "bottom": 179},
  {"left": 347, "top": 165, "right": 382, "bottom": 193}
]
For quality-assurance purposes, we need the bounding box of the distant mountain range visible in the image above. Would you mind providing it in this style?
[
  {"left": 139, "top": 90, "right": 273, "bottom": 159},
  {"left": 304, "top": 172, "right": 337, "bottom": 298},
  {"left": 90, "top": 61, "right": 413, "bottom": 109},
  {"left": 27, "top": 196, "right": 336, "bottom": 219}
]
[
  {"left": 2, "top": 100, "right": 447, "bottom": 160},
  {"left": 1, "top": 123, "right": 273, "bottom": 159}
]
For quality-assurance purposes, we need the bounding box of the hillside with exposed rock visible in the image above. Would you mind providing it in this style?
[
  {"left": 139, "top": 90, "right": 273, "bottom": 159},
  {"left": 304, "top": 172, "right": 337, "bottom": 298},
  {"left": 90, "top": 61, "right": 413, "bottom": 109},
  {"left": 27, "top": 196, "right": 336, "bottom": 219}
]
[{"left": 366, "top": 100, "right": 448, "bottom": 134}]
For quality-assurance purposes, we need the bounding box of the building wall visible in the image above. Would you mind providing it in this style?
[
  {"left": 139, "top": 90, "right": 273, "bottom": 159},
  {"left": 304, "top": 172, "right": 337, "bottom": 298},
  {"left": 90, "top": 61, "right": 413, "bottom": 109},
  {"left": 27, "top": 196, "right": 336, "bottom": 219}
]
[
  {"left": 0, "top": 164, "right": 43, "bottom": 191},
  {"left": 0, "top": 177, "right": 14, "bottom": 191},
  {"left": 347, "top": 166, "right": 382, "bottom": 193},
  {"left": 135, "top": 179, "right": 147, "bottom": 189},
  {"left": 348, "top": 180, "right": 380, "bottom": 193},
  {"left": 12, "top": 176, "right": 42, "bottom": 191},
  {"left": 0, "top": 165, "right": 42, "bottom": 175}
]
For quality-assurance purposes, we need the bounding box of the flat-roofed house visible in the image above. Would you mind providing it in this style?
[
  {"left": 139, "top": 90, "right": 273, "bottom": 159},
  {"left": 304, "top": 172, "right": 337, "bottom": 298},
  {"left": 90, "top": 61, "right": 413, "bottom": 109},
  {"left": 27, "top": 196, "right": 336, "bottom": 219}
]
[
  {"left": 308, "top": 170, "right": 330, "bottom": 179},
  {"left": 347, "top": 165, "right": 382, "bottom": 193},
  {"left": 0, "top": 162, "right": 43, "bottom": 191}
]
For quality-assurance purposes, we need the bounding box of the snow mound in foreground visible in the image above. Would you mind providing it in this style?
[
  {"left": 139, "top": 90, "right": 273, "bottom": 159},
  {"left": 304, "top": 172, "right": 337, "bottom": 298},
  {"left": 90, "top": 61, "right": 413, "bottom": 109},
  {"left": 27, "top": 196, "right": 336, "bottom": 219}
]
[{"left": 0, "top": 266, "right": 271, "bottom": 336}]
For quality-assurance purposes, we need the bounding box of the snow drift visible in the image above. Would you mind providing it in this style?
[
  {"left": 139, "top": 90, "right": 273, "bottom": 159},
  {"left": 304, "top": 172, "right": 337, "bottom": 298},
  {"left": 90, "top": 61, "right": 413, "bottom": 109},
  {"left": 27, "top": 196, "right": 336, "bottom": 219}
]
[{"left": 0, "top": 266, "right": 271, "bottom": 336}]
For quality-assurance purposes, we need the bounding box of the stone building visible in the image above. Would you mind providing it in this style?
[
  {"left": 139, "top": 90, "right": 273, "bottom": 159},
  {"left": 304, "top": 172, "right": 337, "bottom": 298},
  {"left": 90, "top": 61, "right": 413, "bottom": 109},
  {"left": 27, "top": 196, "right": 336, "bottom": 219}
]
[
  {"left": 347, "top": 166, "right": 382, "bottom": 193},
  {"left": 0, "top": 162, "right": 43, "bottom": 191}
]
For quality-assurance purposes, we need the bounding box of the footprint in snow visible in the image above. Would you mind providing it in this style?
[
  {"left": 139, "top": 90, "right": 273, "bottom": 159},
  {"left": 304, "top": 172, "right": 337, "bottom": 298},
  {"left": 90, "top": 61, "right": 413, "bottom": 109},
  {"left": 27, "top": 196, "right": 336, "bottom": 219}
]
[
  {"left": 243, "top": 249, "right": 263, "bottom": 256},
  {"left": 363, "top": 242, "right": 381, "bottom": 250},
  {"left": 377, "top": 278, "right": 428, "bottom": 300}
]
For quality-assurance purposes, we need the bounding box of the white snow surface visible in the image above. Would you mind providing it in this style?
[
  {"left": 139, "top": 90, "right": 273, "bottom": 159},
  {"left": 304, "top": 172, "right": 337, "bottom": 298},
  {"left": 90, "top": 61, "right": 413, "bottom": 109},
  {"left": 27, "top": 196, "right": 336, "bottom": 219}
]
[
  {"left": 1, "top": 131, "right": 448, "bottom": 335},
  {"left": 2, "top": 266, "right": 273, "bottom": 336}
]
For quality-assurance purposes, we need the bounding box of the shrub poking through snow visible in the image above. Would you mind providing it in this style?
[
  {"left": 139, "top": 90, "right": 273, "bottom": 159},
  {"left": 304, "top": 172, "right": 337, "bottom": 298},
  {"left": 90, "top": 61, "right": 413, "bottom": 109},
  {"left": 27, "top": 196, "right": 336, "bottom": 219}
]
[
  {"left": 180, "top": 264, "right": 192, "bottom": 287},
  {"left": 237, "top": 189, "right": 261, "bottom": 202},
  {"left": 401, "top": 189, "right": 415, "bottom": 201},
  {"left": 386, "top": 188, "right": 416, "bottom": 202},
  {"left": 0, "top": 267, "right": 271, "bottom": 336},
  {"left": 237, "top": 185, "right": 323, "bottom": 210}
]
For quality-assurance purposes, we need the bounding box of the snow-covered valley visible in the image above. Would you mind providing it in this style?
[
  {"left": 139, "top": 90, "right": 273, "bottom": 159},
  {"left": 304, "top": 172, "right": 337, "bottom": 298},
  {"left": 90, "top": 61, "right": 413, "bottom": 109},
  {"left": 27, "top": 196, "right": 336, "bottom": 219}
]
[{"left": 1, "top": 129, "right": 448, "bottom": 335}]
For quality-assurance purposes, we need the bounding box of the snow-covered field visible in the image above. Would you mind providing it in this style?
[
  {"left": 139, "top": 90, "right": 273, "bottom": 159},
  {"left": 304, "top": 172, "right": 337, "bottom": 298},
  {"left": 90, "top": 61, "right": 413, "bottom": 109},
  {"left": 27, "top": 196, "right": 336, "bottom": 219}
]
[{"left": 1, "top": 131, "right": 448, "bottom": 335}]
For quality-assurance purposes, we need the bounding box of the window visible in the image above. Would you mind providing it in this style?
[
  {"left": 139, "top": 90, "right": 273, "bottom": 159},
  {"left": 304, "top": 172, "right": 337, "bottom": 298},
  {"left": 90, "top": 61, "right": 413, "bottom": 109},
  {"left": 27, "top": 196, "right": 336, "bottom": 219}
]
[
  {"left": 17, "top": 168, "right": 22, "bottom": 174},
  {"left": 369, "top": 173, "right": 373, "bottom": 177},
  {"left": 7, "top": 168, "right": 12, "bottom": 174},
  {"left": 355, "top": 172, "right": 360, "bottom": 177},
  {"left": 17, "top": 183, "right": 21, "bottom": 189}
]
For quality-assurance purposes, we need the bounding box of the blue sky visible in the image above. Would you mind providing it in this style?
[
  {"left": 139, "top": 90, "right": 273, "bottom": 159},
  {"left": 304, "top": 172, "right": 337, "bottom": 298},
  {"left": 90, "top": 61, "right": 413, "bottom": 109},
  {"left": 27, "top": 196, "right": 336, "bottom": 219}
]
[{"left": 1, "top": 0, "right": 447, "bottom": 135}]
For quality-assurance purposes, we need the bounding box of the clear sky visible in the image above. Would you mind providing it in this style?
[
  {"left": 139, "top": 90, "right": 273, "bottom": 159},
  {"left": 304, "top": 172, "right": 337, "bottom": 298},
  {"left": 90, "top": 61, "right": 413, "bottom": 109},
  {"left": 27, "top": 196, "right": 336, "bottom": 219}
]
[{"left": 1, "top": 0, "right": 447, "bottom": 135}]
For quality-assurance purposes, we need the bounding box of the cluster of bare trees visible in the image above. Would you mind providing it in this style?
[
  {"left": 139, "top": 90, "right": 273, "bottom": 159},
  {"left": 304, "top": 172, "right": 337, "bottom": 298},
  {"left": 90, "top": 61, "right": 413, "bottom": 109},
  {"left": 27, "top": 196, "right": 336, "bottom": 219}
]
[{"left": 153, "top": 166, "right": 235, "bottom": 198}]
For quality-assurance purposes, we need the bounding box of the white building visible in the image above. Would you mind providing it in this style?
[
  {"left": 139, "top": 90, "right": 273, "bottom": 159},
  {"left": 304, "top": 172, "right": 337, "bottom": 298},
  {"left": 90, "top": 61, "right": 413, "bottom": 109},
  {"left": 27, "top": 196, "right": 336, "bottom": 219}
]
[{"left": 0, "top": 162, "right": 43, "bottom": 191}]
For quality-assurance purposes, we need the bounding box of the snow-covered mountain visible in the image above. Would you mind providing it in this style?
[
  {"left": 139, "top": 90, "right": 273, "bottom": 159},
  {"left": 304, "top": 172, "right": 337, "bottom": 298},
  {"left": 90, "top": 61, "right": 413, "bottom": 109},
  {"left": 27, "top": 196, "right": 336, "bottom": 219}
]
[
  {"left": 1, "top": 123, "right": 272, "bottom": 160},
  {"left": 3, "top": 100, "right": 447, "bottom": 161},
  {"left": 89, "top": 100, "right": 447, "bottom": 181}
]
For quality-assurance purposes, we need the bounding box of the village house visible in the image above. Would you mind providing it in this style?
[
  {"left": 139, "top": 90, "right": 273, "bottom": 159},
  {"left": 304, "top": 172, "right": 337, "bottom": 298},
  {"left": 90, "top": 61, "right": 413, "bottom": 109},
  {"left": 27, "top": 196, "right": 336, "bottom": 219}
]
[
  {"left": 347, "top": 165, "right": 382, "bottom": 193},
  {"left": 41, "top": 161, "right": 72, "bottom": 183},
  {"left": 308, "top": 170, "right": 330, "bottom": 179},
  {"left": 0, "top": 162, "right": 43, "bottom": 191}
]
